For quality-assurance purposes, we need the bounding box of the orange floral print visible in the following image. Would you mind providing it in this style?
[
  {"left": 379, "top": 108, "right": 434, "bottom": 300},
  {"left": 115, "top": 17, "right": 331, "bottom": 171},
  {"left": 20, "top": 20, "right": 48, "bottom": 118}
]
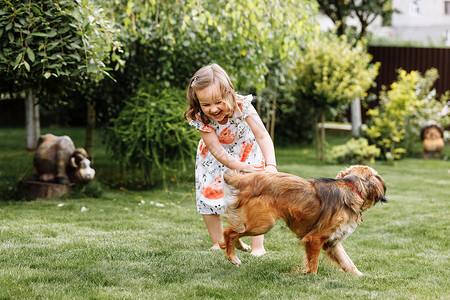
[
  {"left": 239, "top": 141, "right": 254, "bottom": 162},
  {"left": 201, "top": 175, "right": 223, "bottom": 199},
  {"left": 237, "top": 102, "right": 243, "bottom": 112},
  {"left": 201, "top": 124, "right": 213, "bottom": 132},
  {"left": 199, "top": 140, "right": 208, "bottom": 158},
  {"left": 217, "top": 127, "right": 236, "bottom": 144}
]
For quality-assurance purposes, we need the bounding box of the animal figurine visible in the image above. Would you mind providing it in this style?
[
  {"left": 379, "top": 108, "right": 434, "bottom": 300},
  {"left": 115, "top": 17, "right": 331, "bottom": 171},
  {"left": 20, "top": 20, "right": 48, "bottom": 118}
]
[
  {"left": 33, "top": 134, "right": 95, "bottom": 184},
  {"left": 421, "top": 123, "right": 445, "bottom": 159}
]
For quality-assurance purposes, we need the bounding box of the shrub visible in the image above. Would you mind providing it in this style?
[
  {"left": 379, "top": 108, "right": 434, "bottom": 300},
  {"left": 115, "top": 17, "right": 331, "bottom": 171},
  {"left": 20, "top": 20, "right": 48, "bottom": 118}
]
[
  {"left": 106, "top": 86, "right": 199, "bottom": 186},
  {"left": 291, "top": 34, "right": 379, "bottom": 160},
  {"left": 366, "top": 68, "right": 449, "bottom": 162},
  {"left": 326, "top": 138, "right": 380, "bottom": 165}
]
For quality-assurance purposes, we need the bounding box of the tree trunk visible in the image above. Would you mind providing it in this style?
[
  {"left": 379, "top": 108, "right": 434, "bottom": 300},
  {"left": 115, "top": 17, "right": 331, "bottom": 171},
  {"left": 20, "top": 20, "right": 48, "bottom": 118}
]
[
  {"left": 85, "top": 103, "right": 96, "bottom": 161},
  {"left": 351, "top": 98, "right": 362, "bottom": 138},
  {"left": 321, "top": 110, "right": 326, "bottom": 162},
  {"left": 256, "top": 92, "right": 262, "bottom": 116},
  {"left": 25, "top": 91, "right": 40, "bottom": 150},
  {"left": 265, "top": 98, "right": 271, "bottom": 131},
  {"left": 314, "top": 114, "right": 319, "bottom": 161},
  {"left": 269, "top": 89, "right": 277, "bottom": 141}
]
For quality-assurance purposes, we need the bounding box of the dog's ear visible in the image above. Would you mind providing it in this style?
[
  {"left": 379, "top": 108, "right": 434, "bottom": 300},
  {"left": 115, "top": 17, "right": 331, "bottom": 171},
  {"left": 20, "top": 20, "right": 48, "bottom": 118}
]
[
  {"left": 336, "top": 168, "right": 351, "bottom": 179},
  {"left": 335, "top": 165, "right": 366, "bottom": 179}
]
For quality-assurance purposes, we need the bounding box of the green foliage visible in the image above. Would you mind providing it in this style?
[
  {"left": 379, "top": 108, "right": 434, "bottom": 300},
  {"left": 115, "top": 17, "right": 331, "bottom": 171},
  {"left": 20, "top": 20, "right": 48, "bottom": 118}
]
[
  {"left": 86, "top": 0, "right": 318, "bottom": 125},
  {"left": 0, "top": 0, "right": 119, "bottom": 102},
  {"left": 366, "top": 68, "right": 449, "bottom": 161},
  {"left": 292, "top": 34, "right": 379, "bottom": 117},
  {"left": 274, "top": 88, "right": 316, "bottom": 145},
  {"left": 106, "top": 86, "right": 199, "bottom": 186},
  {"left": 317, "top": 0, "right": 398, "bottom": 39},
  {"left": 326, "top": 138, "right": 380, "bottom": 164}
]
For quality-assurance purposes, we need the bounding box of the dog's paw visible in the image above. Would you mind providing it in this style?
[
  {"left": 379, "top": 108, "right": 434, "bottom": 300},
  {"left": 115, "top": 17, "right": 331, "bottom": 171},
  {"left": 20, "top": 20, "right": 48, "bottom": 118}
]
[
  {"left": 218, "top": 240, "right": 226, "bottom": 250},
  {"left": 342, "top": 267, "right": 363, "bottom": 276},
  {"left": 301, "top": 267, "right": 317, "bottom": 275},
  {"left": 235, "top": 239, "right": 251, "bottom": 252},
  {"left": 228, "top": 255, "right": 242, "bottom": 266},
  {"left": 351, "top": 270, "right": 363, "bottom": 276}
]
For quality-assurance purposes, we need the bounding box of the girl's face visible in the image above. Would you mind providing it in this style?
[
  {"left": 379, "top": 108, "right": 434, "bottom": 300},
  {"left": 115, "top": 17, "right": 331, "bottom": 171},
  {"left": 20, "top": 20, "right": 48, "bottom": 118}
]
[{"left": 196, "top": 83, "right": 230, "bottom": 123}]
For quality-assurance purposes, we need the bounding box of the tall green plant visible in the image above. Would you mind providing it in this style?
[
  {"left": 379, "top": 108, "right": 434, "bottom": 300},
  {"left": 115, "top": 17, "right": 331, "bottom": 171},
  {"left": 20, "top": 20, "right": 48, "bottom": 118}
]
[
  {"left": 291, "top": 34, "right": 379, "bottom": 161},
  {"left": 90, "top": 0, "right": 317, "bottom": 128},
  {"left": 0, "top": 0, "right": 119, "bottom": 96},
  {"left": 107, "top": 86, "right": 199, "bottom": 186},
  {"left": 366, "top": 68, "right": 449, "bottom": 161},
  {"left": 0, "top": 0, "right": 120, "bottom": 149}
]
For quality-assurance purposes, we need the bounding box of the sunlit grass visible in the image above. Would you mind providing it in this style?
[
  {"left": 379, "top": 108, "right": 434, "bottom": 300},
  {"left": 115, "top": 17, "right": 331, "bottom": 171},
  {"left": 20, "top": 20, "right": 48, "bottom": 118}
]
[{"left": 0, "top": 127, "right": 449, "bottom": 299}]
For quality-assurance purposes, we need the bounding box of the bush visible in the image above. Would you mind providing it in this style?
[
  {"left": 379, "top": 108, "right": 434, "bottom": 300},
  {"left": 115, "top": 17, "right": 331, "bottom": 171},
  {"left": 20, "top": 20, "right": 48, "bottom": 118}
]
[
  {"left": 106, "top": 86, "right": 199, "bottom": 186},
  {"left": 326, "top": 138, "right": 380, "bottom": 165},
  {"left": 291, "top": 34, "right": 379, "bottom": 160},
  {"left": 366, "top": 68, "right": 449, "bottom": 161}
]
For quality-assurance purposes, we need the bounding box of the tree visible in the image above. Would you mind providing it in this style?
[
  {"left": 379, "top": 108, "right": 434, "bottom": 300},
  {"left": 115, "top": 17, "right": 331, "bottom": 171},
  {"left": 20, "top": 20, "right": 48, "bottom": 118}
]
[
  {"left": 366, "top": 68, "right": 450, "bottom": 162},
  {"left": 0, "top": 0, "right": 119, "bottom": 150},
  {"left": 91, "top": 0, "right": 317, "bottom": 136},
  {"left": 91, "top": 0, "right": 318, "bottom": 184},
  {"left": 292, "top": 34, "right": 379, "bottom": 161},
  {"left": 317, "top": 0, "right": 397, "bottom": 40},
  {"left": 316, "top": 1, "right": 397, "bottom": 140}
]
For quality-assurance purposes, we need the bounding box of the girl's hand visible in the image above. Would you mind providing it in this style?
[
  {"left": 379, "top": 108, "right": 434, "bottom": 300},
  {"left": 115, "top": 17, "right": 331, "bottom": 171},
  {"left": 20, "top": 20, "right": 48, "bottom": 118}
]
[
  {"left": 240, "top": 164, "right": 263, "bottom": 172},
  {"left": 265, "top": 165, "right": 278, "bottom": 172}
]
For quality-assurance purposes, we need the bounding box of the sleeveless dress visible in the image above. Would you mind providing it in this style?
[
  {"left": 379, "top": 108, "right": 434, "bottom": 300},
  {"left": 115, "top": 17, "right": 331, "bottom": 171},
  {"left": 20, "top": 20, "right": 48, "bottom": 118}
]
[{"left": 189, "top": 95, "right": 265, "bottom": 214}]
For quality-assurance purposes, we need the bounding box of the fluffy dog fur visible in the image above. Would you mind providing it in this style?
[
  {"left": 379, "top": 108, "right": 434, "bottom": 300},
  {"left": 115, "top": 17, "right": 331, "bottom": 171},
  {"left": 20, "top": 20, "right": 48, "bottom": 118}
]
[{"left": 219, "top": 165, "right": 386, "bottom": 275}]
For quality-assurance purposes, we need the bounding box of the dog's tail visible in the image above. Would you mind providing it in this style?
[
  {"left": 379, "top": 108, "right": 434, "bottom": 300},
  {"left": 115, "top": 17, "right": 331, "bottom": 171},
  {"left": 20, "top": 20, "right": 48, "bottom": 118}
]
[
  {"left": 222, "top": 170, "right": 245, "bottom": 206},
  {"left": 222, "top": 170, "right": 249, "bottom": 233}
]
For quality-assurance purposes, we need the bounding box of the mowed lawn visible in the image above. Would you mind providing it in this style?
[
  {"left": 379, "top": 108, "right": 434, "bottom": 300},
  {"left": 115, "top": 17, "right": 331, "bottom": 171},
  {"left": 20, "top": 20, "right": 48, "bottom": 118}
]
[{"left": 0, "top": 128, "right": 449, "bottom": 299}]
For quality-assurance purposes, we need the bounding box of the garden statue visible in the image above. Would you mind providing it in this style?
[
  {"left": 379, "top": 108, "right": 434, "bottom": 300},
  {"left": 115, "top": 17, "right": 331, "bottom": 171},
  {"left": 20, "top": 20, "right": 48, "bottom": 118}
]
[
  {"left": 33, "top": 134, "right": 95, "bottom": 184},
  {"left": 420, "top": 123, "right": 445, "bottom": 159}
]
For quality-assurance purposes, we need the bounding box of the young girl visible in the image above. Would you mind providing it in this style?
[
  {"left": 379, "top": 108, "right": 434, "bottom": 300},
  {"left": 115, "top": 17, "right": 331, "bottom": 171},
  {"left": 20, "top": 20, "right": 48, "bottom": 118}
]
[{"left": 184, "top": 63, "right": 277, "bottom": 256}]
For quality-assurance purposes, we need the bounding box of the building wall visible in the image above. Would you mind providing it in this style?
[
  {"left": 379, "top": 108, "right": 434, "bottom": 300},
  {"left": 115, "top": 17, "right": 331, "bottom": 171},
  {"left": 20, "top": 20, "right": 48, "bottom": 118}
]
[
  {"left": 392, "top": 0, "right": 450, "bottom": 45},
  {"left": 316, "top": 0, "right": 450, "bottom": 46}
]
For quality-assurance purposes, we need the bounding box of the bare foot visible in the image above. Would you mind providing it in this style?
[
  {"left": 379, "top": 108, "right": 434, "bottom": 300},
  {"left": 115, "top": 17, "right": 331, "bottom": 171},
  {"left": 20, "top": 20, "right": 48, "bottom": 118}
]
[
  {"left": 251, "top": 248, "right": 266, "bottom": 257},
  {"left": 211, "top": 244, "right": 221, "bottom": 250}
]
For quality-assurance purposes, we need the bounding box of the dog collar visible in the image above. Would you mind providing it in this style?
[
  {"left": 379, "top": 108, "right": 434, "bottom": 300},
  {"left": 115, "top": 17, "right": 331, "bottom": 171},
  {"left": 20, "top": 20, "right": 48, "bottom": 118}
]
[
  {"left": 346, "top": 181, "right": 363, "bottom": 200},
  {"left": 346, "top": 181, "right": 364, "bottom": 222}
]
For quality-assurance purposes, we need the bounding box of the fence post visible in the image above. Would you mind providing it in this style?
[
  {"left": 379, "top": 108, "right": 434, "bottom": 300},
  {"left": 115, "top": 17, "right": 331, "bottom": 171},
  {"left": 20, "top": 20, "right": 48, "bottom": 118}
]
[{"left": 351, "top": 98, "right": 362, "bottom": 138}]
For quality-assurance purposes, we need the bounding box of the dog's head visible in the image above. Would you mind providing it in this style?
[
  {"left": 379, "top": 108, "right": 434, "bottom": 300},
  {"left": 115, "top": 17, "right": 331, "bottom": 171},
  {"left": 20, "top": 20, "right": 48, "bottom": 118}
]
[{"left": 336, "top": 165, "right": 387, "bottom": 210}]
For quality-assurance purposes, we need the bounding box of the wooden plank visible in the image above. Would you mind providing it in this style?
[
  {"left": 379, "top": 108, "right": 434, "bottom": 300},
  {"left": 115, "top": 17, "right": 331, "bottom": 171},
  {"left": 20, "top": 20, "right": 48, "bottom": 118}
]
[{"left": 23, "top": 181, "right": 70, "bottom": 199}]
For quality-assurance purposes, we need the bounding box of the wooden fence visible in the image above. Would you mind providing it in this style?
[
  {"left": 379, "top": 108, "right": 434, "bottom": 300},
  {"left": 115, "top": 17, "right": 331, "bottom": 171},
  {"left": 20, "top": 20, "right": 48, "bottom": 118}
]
[{"left": 368, "top": 46, "right": 450, "bottom": 97}]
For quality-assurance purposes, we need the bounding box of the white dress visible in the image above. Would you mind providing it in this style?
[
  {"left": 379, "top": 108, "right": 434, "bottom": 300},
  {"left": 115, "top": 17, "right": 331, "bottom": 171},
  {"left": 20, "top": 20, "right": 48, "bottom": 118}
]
[{"left": 189, "top": 95, "right": 265, "bottom": 214}]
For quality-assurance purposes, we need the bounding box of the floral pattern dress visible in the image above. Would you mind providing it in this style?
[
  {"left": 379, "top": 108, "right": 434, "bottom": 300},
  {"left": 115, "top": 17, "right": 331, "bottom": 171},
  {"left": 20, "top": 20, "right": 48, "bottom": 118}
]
[{"left": 189, "top": 95, "right": 265, "bottom": 214}]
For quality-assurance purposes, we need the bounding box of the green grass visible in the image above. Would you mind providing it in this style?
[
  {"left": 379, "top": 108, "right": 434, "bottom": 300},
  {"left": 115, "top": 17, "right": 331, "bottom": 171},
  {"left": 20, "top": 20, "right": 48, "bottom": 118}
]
[{"left": 0, "top": 128, "right": 449, "bottom": 299}]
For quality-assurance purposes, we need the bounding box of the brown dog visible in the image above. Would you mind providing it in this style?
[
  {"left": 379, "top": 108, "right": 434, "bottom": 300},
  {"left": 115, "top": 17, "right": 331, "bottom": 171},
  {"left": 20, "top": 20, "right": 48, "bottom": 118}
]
[{"left": 219, "top": 165, "right": 386, "bottom": 275}]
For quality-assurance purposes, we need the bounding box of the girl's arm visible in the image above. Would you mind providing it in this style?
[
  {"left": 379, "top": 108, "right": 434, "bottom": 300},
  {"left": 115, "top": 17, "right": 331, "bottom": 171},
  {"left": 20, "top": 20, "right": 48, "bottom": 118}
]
[
  {"left": 200, "top": 131, "right": 257, "bottom": 171},
  {"left": 245, "top": 104, "right": 277, "bottom": 172}
]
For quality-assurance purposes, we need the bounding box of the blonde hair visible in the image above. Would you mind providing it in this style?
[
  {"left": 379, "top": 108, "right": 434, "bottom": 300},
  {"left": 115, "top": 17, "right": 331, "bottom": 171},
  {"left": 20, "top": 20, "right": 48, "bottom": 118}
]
[{"left": 184, "top": 63, "right": 239, "bottom": 124}]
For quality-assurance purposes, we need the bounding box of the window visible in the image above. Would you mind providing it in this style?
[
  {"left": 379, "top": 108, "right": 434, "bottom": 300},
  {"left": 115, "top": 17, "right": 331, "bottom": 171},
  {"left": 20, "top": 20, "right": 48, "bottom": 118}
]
[
  {"left": 409, "top": 0, "right": 420, "bottom": 16},
  {"left": 445, "top": 1, "right": 450, "bottom": 15},
  {"left": 444, "top": 29, "right": 450, "bottom": 46}
]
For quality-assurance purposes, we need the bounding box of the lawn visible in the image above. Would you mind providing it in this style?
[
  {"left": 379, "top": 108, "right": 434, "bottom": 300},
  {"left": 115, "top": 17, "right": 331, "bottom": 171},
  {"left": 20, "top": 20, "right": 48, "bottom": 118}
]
[{"left": 0, "top": 127, "right": 449, "bottom": 299}]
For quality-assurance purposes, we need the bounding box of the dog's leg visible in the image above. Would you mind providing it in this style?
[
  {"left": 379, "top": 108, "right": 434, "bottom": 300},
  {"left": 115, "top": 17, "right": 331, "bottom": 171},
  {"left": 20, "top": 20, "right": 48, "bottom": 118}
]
[
  {"left": 323, "top": 242, "right": 363, "bottom": 275},
  {"left": 220, "top": 227, "right": 243, "bottom": 266},
  {"left": 235, "top": 238, "right": 251, "bottom": 252},
  {"left": 301, "top": 235, "right": 324, "bottom": 274}
]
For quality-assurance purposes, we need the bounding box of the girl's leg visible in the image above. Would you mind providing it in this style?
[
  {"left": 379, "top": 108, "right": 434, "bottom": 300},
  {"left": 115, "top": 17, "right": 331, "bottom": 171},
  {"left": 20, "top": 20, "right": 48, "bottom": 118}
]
[
  {"left": 251, "top": 235, "right": 266, "bottom": 256},
  {"left": 202, "top": 214, "right": 223, "bottom": 249}
]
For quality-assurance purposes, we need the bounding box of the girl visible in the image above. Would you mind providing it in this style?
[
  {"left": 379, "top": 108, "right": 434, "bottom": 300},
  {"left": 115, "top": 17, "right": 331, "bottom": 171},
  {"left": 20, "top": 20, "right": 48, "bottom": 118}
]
[{"left": 184, "top": 63, "right": 277, "bottom": 256}]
